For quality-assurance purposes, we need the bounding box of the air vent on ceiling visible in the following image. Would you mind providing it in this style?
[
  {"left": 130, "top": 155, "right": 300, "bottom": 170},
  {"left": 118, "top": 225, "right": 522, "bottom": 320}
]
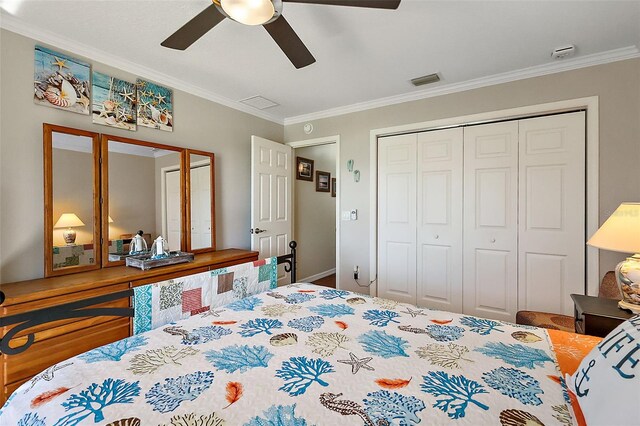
[
  {"left": 551, "top": 45, "right": 576, "bottom": 60},
  {"left": 240, "top": 95, "right": 279, "bottom": 110},
  {"left": 411, "top": 73, "right": 440, "bottom": 87}
]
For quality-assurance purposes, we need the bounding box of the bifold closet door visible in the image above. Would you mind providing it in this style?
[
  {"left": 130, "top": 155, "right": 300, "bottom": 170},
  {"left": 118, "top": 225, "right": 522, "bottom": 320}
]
[
  {"left": 416, "top": 128, "right": 463, "bottom": 312},
  {"left": 518, "top": 112, "right": 585, "bottom": 316},
  {"left": 463, "top": 121, "right": 519, "bottom": 321},
  {"left": 378, "top": 133, "right": 417, "bottom": 305}
]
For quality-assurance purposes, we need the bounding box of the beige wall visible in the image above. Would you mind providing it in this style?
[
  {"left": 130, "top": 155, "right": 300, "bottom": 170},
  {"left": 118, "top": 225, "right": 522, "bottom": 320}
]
[
  {"left": 285, "top": 58, "right": 640, "bottom": 294},
  {"left": 294, "top": 144, "right": 336, "bottom": 280},
  {"left": 107, "top": 151, "right": 156, "bottom": 241},
  {"left": 153, "top": 152, "right": 181, "bottom": 241},
  {"left": 0, "top": 29, "right": 283, "bottom": 282}
]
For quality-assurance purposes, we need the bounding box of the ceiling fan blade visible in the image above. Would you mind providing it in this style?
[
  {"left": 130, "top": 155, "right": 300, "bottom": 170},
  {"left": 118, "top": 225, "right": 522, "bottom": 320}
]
[
  {"left": 161, "top": 4, "right": 226, "bottom": 50},
  {"left": 283, "top": 0, "right": 400, "bottom": 9},
  {"left": 263, "top": 16, "right": 316, "bottom": 69}
]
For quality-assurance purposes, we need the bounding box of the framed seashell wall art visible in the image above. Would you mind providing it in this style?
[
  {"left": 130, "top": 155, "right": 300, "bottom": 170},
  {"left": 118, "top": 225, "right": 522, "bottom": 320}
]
[
  {"left": 34, "top": 46, "right": 91, "bottom": 115},
  {"left": 136, "top": 79, "right": 173, "bottom": 132},
  {"left": 91, "top": 71, "right": 137, "bottom": 131}
]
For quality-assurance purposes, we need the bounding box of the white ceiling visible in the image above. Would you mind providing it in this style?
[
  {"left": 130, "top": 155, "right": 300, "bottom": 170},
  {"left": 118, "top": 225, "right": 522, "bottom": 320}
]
[{"left": 2, "top": 1, "right": 639, "bottom": 124}]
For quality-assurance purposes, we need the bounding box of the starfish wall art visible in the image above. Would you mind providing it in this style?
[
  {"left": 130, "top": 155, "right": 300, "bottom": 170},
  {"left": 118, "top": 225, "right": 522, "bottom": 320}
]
[
  {"left": 34, "top": 46, "right": 91, "bottom": 115},
  {"left": 92, "top": 72, "right": 137, "bottom": 131},
  {"left": 136, "top": 79, "right": 173, "bottom": 132}
]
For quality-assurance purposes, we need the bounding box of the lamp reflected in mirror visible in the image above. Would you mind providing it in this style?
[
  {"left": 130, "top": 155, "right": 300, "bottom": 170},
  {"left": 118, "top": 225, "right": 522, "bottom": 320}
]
[{"left": 54, "top": 213, "right": 85, "bottom": 245}]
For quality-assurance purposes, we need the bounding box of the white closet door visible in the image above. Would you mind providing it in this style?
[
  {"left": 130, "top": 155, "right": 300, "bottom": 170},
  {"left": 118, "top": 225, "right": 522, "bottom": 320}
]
[
  {"left": 191, "top": 165, "right": 211, "bottom": 250},
  {"left": 165, "top": 170, "right": 181, "bottom": 251},
  {"left": 463, "top": 121, "right": 519, "bottom": 321},
  {"left": 518, "top": 112, "right": 585, "bottom": 315},
  {"left": 416, "top": 128, "right": 463, "bottom": 312},
  {"left": 378, "top": 133, "right": 417, "bottom": 305}
]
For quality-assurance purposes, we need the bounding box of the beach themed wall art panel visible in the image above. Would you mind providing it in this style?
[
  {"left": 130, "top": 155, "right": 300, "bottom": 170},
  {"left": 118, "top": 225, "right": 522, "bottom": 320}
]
[
  {"left": 136, "top": 79, "right": 173, "bottom": 132},
  {"left": 34, "top": 46, "right": 91, "bottom": 115},
  {"left": 92, "top": 71, "right": 137, "bottom": 131}
]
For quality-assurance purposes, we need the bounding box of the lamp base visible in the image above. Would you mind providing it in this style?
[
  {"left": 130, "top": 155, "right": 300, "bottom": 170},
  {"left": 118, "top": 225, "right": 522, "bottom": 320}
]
[
  {"left": 62, "top": 228, "right": 77, "bottom": 245},
  {"left": 615, "top": 255, "right": 640, "bottom": 314}
]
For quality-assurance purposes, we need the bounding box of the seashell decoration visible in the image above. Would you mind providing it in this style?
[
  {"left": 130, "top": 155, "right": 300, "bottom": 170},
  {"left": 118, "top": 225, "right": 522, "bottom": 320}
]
[
  {"left": 270, "top": 333, "right": 298, "bottom": 347},
  {"left": 499, "top": 409, "right": 544, "bottom": 426},
  {"left": 104, "top": 116, "right": 117, "bottom": 126},
  {"left": 103, "top": 99, "right": 116, "bottom": 111},
  {"left": 44, "top": 87, "right": 70, "bottom": 108},
  {"left": 346, "top": 297, "right": 366, "bottom": 305},
  {"left": 511, "top": 331, "right": 542, "bottom": 343}
]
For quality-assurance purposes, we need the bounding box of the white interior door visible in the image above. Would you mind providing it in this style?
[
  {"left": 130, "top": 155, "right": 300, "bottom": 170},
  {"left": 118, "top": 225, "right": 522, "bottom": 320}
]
[
  {"left": 463, "top": 121, "right": 519, "bottom": 321},
  {"left": 190, "top": 165, "right": 211, "bottom": 250},
  {"left": 417, "top": 128, "right": 463, "bottom": 312},
  {"left": 518, "top": 112, "right": 586, "bottom": 315},
  {"left": 377, "top": 133, "right": 417, "bottom": 305},
  {"left": 251, "top": 136, "right": 293, "bottom": 284},
  {"left": 165, "top": 169, "right": 181, "bottom": 251}
]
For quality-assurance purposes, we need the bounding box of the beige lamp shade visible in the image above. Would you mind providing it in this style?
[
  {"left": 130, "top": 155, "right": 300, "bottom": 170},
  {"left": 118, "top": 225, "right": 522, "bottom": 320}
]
[
  {"left": 108, "top": 216, "right": 114, "bottom": 223},
  {"left": 54, "top": 213, "right": 85, "bottom": 229},
  {"left": 587, "top": 203, "right": 640, "bottom": 254}
]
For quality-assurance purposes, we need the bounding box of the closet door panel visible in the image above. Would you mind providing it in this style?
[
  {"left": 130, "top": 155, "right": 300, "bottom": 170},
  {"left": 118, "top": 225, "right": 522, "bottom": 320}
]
[
  {"left": 417, "top": 128, "right": 463, "bottom": 311},
  {"left": 518, "top": 112, "right": 585, "bottom": 315},
  {"left": 463, "top": 122, "right": 518, "bottom": 321},
  {"left": 378, "top": 134, "right": 417, "bottom": 304}
]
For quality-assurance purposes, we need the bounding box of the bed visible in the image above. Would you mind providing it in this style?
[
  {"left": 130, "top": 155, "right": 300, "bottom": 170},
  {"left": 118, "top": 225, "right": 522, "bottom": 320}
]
[{"left": 1, "top": 274, "right": 598, "bottom": 426}]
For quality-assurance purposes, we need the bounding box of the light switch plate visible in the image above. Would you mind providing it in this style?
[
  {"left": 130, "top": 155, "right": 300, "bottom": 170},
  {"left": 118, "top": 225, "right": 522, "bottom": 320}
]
[{"left": 341, "top": 211, "right": 351, "bottom": 221}]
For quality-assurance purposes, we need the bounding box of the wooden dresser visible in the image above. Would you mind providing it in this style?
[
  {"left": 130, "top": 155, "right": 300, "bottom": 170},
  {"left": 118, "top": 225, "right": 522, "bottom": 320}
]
[{"left": 0, "top": 249, "right": 258, "bottom": 403}]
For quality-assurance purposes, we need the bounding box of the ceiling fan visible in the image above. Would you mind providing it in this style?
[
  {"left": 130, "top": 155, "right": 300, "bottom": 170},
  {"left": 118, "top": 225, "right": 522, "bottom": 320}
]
[{"left": 161, "top": 0, "right": 401, "bottom": 69}]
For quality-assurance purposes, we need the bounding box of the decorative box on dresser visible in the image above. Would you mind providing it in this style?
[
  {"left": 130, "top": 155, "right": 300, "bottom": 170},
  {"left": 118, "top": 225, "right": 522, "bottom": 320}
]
[{"left": 0, "top": 249, "right": 258, "bottom": 404}]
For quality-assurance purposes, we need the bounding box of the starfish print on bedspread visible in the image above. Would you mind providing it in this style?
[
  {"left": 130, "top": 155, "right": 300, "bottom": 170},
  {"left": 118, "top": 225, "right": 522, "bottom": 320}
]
[{"left": 337, "top": 352, "right": 375, "bottom": 374}]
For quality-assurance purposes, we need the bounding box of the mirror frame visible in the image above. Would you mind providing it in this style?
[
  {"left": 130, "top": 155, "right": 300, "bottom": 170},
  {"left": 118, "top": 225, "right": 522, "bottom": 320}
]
[
  {"left": 100, "top": 134, "right": 187, "bottom": 267},
  {"left": 185, "top": 149, "right": 216, "bottom": 253},
  {"left": 44, "top": 123, "right": 102, "bottom": 277}
]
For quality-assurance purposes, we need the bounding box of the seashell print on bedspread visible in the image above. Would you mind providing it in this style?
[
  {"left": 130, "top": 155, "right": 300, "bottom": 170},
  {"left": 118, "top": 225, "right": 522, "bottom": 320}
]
[{"left": 0, "top": 284, "right": 576, "bottom": 425}]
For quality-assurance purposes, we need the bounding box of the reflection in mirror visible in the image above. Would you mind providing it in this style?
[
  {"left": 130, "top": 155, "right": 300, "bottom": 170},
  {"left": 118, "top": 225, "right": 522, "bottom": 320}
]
[
  {"left": 45, "top": 124, "right": 100, "bottom": 276},
  {"left": 105, "top": 139, "right": 183, "bottom": 263},
  {"left": 189, "top": 153, "right": 213, "bottom": 251}
]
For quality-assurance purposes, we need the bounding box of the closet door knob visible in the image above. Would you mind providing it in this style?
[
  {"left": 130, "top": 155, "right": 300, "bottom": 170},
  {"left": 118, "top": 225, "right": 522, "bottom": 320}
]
[
  {"left": 434, "top": 234, "right": 439, "bottom": 240},
  {"left": 490, "top": 238, "right": 496, "bottom": 243}
]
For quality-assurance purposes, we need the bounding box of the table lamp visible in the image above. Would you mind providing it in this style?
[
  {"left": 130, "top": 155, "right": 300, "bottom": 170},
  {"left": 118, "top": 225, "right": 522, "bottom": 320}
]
[
  {"left": 54, "top": 213, "right": 85, "bottom": 245},
  {"left": 587, "top": 202, "right": 640, "bottom": 313}
]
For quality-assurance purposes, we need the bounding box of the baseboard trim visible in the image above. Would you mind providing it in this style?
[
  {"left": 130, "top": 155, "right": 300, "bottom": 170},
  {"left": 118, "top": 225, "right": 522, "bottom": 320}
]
[{"left": 300, "top": 268, "right": 336, "bottom": 283}]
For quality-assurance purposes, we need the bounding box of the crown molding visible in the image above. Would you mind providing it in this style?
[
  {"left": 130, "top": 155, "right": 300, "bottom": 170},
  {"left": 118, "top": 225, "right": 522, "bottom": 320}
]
[
  {"left": 0, "top": 13, "right": 284, "bottom": 125},
  {"left": 283, "top": 45, "right": 639, "bottom": 125},
  {"left": 2, "top": 12, "right": 638, "bottom": 128}
]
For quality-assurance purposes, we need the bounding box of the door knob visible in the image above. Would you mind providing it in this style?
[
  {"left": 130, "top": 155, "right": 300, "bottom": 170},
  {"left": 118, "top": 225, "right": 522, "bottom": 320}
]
[
  {"left": 251, "top": 228, "right": 267, "bottom": 234},
  {"left": 490, "top": 237, "right": 496, "bottom": 243},
  {"left": 434, "top": 234, "right": 439, "bottom": 239}
]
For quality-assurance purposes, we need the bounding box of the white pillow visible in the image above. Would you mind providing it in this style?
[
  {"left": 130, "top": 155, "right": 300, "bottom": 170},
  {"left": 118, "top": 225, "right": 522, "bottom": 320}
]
[{"left": 567, "top": 314, "right": 640, "bottom": 426}]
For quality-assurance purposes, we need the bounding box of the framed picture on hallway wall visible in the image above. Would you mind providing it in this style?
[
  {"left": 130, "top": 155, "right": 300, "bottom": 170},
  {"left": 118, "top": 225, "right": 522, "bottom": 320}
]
[
  {"left": 316, "top": 171, "right": 330, "bottom": 192},
  {"left": 296, "top": 156, "right": 314, "bottom": 181},
  {"left": 331, "top": 178, "right": 336, "bottom": 197}
]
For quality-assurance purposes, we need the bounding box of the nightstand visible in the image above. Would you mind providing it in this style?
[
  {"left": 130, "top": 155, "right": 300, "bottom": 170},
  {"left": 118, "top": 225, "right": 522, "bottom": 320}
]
[{"left": 571, "top": 294, "right": 634, "bottom": 337}]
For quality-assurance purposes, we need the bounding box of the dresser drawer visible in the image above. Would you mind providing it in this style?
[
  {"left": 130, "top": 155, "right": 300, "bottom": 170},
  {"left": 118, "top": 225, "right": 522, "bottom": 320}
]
[{"left": 3, "top": 317, "right": 130, "bottom": 386}]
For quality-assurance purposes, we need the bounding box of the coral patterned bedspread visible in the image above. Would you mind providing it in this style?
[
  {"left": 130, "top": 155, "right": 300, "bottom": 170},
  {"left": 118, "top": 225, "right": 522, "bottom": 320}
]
[{"left": 1, "top": 284, "right": 584, "bottom": 425}]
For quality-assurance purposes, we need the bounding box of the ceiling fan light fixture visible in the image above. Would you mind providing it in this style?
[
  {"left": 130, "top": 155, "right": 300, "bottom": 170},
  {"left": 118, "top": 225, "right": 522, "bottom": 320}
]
[{"left": 220, "top": 0, "right": 275, "bottom": 25}]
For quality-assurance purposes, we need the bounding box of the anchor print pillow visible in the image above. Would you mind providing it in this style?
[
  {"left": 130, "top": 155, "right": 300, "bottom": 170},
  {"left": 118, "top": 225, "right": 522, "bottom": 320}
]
[{"left": 567, "top": 314, "right": 640, "bottom": 426}]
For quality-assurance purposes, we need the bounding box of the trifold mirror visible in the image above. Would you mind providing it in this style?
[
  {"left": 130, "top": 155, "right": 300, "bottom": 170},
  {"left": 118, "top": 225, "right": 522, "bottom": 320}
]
[
  {"left": 44, "top": 124, "right": 101, "bottom": 277},
  {"left": 44, "top": 124, "right": 216, "bottom": 277}
]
